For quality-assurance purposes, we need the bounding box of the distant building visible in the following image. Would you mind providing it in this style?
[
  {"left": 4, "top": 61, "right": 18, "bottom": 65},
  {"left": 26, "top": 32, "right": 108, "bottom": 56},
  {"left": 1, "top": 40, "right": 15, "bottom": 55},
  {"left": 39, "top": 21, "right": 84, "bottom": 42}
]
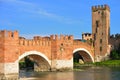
[
  {"left": 82, "top": 33, "right": 92, "bottom": 41},
  {"left": 109, "top": 34, "right": 120, "bottom": 50}
]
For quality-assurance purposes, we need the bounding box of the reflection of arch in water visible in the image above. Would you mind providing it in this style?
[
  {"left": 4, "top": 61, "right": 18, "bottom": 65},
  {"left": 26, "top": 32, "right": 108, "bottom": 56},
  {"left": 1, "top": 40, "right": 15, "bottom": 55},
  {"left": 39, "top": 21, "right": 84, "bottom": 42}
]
[
  {"left": 73, "top": 48, "right": 94, "bottom": 63},
  {"left": 16, "top": 51, "right": 51, "bottom": 71}
]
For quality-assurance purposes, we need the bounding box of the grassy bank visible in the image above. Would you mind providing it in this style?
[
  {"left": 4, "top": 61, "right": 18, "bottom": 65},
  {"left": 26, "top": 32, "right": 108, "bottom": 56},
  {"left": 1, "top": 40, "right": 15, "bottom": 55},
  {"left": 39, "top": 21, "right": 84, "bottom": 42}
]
[
  {"left": 94, "top": 60, "right": 120, "bottom": 67},
  {"left": 74, "top": 60, "right": 120, "bottom": 68}
]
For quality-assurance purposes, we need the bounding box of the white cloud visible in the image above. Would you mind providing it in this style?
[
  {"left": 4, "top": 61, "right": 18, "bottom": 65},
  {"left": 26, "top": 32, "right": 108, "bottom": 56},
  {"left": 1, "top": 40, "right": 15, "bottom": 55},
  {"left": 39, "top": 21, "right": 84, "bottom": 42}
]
[
  {"left": 0, "top": 0, "right": 34, "bottom": 6},
  {"left": 0, "top": 19, "right": 14, "bottom": 26},
  {"left": 1, "top": 0, "right": 81, "bottom": 24}
]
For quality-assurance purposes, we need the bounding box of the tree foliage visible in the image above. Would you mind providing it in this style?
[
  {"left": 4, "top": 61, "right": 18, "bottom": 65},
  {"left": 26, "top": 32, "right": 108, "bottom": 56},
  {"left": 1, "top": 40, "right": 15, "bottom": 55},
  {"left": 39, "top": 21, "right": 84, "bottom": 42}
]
[
  {"left": 110, "top": 33, "right": 120, "bottom": 39},
  {"left": 25, "top": 57, "right": 34, "bottom": 68},
  {"left": 19, "top": 57, "right": 34, "bottom": 70},
  {"left": 110, "top": 43, "right": 120, "bottom": 60}
]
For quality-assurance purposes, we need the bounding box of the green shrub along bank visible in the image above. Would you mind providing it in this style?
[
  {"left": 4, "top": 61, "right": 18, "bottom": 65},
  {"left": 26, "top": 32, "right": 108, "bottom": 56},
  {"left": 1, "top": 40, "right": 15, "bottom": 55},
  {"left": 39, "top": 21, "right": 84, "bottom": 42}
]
[
  {"left": 110, "top": 50, "right": 120, "bottom": 60},
  {"left": 74, "top": 60, "right": 120, "bottom": 67},
  {"left": 110, "top": 42, "right": 120, "bottom": 60},
  {"left": 94, "top": 60, "right": 120, "bottom": 67}
]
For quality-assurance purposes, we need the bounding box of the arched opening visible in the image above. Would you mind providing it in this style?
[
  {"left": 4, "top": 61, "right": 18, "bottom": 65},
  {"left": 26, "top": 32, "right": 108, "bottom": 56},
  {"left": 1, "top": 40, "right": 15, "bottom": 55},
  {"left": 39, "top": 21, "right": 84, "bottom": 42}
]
[
  {"left": 73, "top": 48, "right": 94, "bottom": 65},
  {"left": 15, "top": 51, "right": 51, "bottom": 77},
  {"left": 19, "top": 56, "right": 34, "bottom": 70},
  {"left": 73, "top": 52, "right": 84, "bottom": 64}
]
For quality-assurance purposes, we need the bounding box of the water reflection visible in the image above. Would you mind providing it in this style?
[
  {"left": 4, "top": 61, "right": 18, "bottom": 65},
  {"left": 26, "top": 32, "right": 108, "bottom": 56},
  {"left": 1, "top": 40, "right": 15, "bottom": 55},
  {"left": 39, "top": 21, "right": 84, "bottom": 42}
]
[
  {"left": 20, "top": 71, "right": 73, "bottom": 80},
  {"left": 74, "top": 67, "right": 111, "bottom": 80},
  {"left": 19, "top": 67, "right": 120, "bottom": 80}
]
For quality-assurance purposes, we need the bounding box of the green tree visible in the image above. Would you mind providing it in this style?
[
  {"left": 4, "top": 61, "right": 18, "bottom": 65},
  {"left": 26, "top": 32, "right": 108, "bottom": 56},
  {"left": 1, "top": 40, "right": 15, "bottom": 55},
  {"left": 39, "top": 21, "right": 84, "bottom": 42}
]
[
  {"left": 25, "top": 57, "right": 34, "bottom": 69},
  {"left": 110, "top": 50, "right": 120, "bottom": 60}
]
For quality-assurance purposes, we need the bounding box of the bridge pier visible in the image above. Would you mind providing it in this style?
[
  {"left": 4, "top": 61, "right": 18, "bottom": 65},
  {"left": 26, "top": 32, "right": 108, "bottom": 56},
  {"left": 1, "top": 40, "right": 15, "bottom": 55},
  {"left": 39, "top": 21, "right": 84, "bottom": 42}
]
[
  {"left": 34, "top": 63, "right": 51, "bottom": 72},
  {"left": 34, "top": 59, "right": 73, "bottom": 72},
  {"left": 50, "top": 59, "right": 73, "bottom": 71},
  {"left": 0, "top": 62, "right": 19, "bottom": 80}
]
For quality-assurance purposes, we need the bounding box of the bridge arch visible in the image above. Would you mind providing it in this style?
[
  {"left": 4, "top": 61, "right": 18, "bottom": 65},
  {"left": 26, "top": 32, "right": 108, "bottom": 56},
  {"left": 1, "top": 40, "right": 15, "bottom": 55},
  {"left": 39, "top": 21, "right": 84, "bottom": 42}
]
[
  {"left": 16, "top": 51, "right": 51, "bottom": 71},
  {"left": 73, "top": 48, "right": 94, "bottom": 63}
]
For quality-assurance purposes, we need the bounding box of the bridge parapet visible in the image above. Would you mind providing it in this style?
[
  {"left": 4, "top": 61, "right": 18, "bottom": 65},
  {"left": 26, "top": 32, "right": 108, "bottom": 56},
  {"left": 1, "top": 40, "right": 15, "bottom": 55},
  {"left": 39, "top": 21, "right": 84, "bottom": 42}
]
[
  {"left": 73, "top": 40, "right": 94, "bottom": 58},
  {"left": 19, "top": 35, "right": 73, "bottom": 46},
  {"left": 50, "top": 35, "right": 73, "bottom": 41},
  {"left": 19, "top": 36, "right": 51, "bottom": 46},
  {"left": 73, "top": 40, "right": 92, "bottom": 47}
]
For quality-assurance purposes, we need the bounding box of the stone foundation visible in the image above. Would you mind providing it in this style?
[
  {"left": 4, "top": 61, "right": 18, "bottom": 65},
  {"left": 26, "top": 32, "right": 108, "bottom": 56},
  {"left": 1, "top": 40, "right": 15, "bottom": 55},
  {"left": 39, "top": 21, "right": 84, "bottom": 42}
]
[
  {"left": 34, "top": 63, "right": 51, "bottom": 72},
  {"left": 34, "top": 59, "right": 73, "bottom": 71},
  {"left": 0, "top": 63, "right": 18, "bottom": 74},
  {"left": 0, "top": 63, "right": 19, "bottom": 79},
  {"left": 0, "top": 74, "right": 18, "bottom": 80},
  {"left": 95, "top": 54, "right": 110, "bottom": 62},
  {"left": 51, "top": 59, "right": 73, "bottom": 71}
]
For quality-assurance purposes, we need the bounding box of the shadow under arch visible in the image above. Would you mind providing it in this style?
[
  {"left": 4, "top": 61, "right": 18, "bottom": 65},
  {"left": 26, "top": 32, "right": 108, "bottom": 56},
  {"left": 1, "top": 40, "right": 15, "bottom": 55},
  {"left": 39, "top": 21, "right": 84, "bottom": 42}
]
[
  {"left": 15, "top": 51, "right": 51, "bottom": 71},
  {"left": 73, "top": 48, "right": 94, "bottom": 63}
]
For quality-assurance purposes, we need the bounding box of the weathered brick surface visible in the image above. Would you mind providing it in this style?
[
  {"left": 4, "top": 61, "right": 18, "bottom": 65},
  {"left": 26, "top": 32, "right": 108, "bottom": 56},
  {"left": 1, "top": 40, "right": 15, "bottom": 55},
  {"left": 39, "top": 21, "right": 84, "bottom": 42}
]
[
  {"left": 0, "top": 30, "right": 94, "bottom": 63},
  {"left": 92, "top": 5, "right": 110, "bottom": 61}
]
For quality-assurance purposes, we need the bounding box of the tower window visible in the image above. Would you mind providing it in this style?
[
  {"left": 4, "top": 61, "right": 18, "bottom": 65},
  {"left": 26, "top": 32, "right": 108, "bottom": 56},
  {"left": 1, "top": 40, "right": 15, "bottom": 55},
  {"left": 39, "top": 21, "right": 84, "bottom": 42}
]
[
  {"left": 95, "top": 20, "right": 99, "bottom": 33},
  {"left": 96, "top": 28, "right": 97, "bottom": 33},
  {"left": 94, "top": 34, "right": 96, "bottom": 40},
  {"left": 96, "top": 20, "right": 99, "bottom": 28},
  {"left": 100, "top": 46, "right": 102, "bottom": 52}
]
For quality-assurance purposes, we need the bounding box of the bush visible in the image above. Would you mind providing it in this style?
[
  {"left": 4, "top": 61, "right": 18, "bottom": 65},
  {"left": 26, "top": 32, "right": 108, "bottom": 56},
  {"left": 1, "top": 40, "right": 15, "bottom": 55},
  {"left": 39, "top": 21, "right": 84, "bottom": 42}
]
[
  {"left": 19, "top": 61, "right": 26, "bottom": 69},
  {"left": 110, "top": 50, "right": 120, "bottom": 60}
]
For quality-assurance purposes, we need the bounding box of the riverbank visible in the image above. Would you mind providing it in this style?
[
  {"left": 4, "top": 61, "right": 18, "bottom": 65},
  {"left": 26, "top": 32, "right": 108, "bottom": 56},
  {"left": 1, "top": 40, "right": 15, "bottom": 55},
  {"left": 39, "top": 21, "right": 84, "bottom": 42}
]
[
  {"left": 94, "top": 60, "right": 120, "bottom": 67},
  {"left": 74, "top": 60, "right": 120, "bottom": 68}
]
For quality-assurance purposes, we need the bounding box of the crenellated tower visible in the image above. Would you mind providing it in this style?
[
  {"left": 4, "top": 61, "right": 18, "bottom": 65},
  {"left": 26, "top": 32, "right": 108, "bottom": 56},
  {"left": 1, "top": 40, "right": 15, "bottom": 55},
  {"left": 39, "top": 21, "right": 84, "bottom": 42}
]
[
  {"left": 0, "top": 30, "right": 19, "bottom": 78},
  {"left": 92, "top": 4, "right": 110, "bottom": 61}
]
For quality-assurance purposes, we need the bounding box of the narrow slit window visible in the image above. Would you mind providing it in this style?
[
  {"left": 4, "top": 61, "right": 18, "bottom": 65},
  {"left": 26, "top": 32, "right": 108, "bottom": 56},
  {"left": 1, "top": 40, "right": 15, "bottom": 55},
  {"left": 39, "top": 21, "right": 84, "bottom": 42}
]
[{"left": 96, "top": 20, "right": 99, "bottom": 28}]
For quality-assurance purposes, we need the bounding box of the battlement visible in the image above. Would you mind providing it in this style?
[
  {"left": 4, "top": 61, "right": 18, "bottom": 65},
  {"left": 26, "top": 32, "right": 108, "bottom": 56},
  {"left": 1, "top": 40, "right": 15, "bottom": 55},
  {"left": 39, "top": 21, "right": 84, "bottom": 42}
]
[
  {"left": 19, "top": 35, "right": 73, "bottom": 46},
  {"left": 19, "top": 35, "right": 51, "bottom": 46},
  {"left": 34, "top": 36, "right": 50, "bottom": 40},
  {"left": 0, "top": 30, "right": 18, "bottom": 39},
  {"left": 50, "top": 35, "right": 73, "bottom": 40},
  {"left": 92, "top": 4, "right": 110, "bottom": 12}
]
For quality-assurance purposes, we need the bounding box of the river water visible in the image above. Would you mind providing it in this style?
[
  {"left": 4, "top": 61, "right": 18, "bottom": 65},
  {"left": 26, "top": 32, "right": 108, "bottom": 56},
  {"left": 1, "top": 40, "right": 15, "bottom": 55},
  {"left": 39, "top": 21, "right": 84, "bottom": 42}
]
[{"left": 19, "top": 67, "right": 120, "bottom": 80}]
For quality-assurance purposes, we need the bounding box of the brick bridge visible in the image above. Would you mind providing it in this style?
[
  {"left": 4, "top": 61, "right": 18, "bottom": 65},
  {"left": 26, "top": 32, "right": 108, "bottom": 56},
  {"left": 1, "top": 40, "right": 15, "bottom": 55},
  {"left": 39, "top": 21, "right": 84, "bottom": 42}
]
[
  {"left": 0, "top": 30, "right": 94, "bottom": 78},
  {"left": 0, "top": 4, "right": 111, "bottom": 79}
]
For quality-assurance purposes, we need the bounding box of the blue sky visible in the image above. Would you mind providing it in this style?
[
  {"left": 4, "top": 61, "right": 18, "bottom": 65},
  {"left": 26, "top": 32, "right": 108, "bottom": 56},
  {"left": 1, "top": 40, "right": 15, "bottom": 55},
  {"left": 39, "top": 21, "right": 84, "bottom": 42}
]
[{"left": 0, "top": 0, "right": 120, "bottom": 39}]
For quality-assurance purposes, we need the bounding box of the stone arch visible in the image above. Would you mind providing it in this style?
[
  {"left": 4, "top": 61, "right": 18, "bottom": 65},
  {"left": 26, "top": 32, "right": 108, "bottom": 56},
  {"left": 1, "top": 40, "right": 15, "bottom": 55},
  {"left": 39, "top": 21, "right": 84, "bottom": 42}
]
[
  {"left": 16, "top": 51, "right": 51, "bottom": 65},
  {"left": 15, "top": 51, "right": 51, "bottom": 71},
  {"left": 73, "top": 48, "right": 94, "bottom": 63}
]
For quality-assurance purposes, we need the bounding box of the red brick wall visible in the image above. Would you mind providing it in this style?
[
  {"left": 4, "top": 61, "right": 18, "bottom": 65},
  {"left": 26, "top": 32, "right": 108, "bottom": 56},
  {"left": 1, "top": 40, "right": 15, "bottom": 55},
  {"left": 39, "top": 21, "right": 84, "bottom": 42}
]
[{"left": 0, "top": 30, "right": 94, "bottom": 63}]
